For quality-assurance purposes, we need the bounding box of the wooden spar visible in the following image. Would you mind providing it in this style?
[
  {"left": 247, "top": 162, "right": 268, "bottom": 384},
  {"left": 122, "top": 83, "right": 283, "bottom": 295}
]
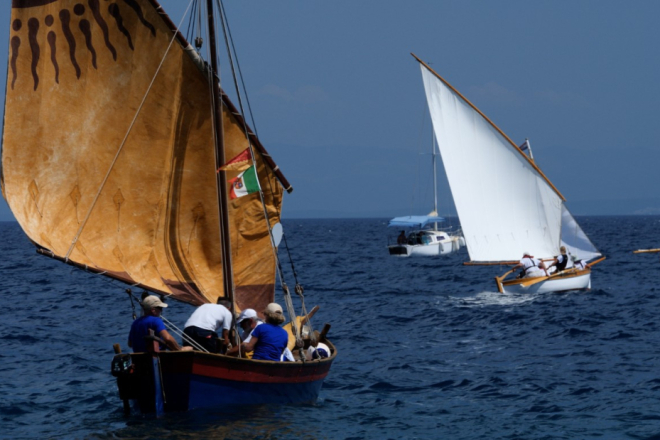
[
  {"left": 494, "top": 268, "right": 516, "bottom": 293},
  {"left": 149, "top": 0, "right": 292, "bottom": 193},
  {"left": 633, "top": 248, "right": 660, "bottom": 254},
  {"left": 301, "top": 305, "right": 320, "bottom": 325},
  {"left": 587, "top": 256, "right": 606, "bottom": 266},
  {"left": 464, "top": 261, "right": 518, "bottom": 266},
  {"left": 207, "top": 0, "right": 234, "bottom": 302},
  {"left": 35, "top": 248, "right": 209, "bottom": 306},
  {"left": 517, "top": 268, "right": 582, "bottom": 288},
  {"left": 410, "top": 52, "right": 566, "bottom": 202}
]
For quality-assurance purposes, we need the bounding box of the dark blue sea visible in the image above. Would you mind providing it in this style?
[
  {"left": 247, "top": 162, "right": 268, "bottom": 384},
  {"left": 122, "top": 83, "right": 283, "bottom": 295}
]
[{"left": 2, "top": 216, "right": 660, "bottom": 439}]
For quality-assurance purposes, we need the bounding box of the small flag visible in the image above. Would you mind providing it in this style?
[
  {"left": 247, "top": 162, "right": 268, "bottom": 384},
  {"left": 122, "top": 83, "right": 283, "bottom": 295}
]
[
  {"left": 229, "top": 165, "right": 260, "bottom": 199},
  {"left": 518, "top": 139, "right": 534, "bottom": 159},
  {"left": 218, "top": 148, "right": 251, "bottom": 172}
]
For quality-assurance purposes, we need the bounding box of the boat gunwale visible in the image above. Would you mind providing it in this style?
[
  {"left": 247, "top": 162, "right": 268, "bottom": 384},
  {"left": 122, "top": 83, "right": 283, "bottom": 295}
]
[{"left": 501, "top": 268, "right": 591, "bottom": 287}]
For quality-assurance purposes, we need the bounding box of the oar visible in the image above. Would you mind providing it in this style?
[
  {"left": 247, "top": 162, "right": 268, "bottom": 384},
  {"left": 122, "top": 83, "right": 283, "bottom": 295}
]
[
  {"left": 587, "top": 256, "right": 606, "bottom": 267},
  {"left": 633, "top": 248, "right": 660, "bottom": 254},
  {"left": 517, "top": 256, "right": 607, "bottom": 288}
]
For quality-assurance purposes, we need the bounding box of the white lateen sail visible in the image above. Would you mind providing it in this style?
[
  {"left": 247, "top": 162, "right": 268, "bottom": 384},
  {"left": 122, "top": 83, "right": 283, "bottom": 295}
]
[{"left": 417, "top": 57, "right": 600, "bottom": 264}]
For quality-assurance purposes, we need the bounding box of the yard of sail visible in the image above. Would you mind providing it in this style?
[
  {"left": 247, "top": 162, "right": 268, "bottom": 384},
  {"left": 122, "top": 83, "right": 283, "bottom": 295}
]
[
  {"left": 1, "top": 0, "right": 283, "bottom": 311},
  {"left": 419, "top": 63, "right": 566, "bottom": 263}
]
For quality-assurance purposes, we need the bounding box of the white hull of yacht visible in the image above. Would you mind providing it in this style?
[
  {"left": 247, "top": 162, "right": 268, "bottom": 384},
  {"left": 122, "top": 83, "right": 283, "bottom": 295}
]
[
  {"left": 500, "top": 270, "right": 592, "bottom": 294},
  {"left": 389, "top": 233, "right": 464, "bottom": 257}
]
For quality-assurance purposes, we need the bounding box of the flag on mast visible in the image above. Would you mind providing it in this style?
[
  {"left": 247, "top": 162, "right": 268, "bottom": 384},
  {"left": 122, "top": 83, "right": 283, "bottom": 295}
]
[
  {"left": 229, "top": 165, "right": 260, "bottom": 199},
  {"left": 218, "top": 148, "right": 252, "bottom": 172},
  {"left": 519, "top": 139, "right": 534, "bottom": 159}
]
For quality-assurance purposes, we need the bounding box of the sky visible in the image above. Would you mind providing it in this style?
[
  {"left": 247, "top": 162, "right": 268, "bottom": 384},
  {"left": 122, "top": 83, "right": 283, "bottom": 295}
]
[{"left": 1, "top": 0, "right": 660, "bottom": 221}]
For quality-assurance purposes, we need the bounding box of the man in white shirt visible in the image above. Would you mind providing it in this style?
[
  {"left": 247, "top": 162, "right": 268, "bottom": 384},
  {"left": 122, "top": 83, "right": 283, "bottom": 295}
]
[
  {"left": 512, "top": 252, "right": 547, "bottom": 278},
  {"left": 183, "top": 299, "right": 233, "bottom": 353}
]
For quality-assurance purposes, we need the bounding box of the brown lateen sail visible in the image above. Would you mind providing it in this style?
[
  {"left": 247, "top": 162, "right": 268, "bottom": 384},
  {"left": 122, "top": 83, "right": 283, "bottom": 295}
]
[{"left": 2, "top": 0, "right": 287, "bottom": 313}]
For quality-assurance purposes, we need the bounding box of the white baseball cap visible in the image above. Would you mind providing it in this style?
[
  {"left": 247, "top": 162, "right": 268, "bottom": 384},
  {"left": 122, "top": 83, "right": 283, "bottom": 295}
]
[{"left": 237, "top": 308, "right": 257, "bottom": 323}]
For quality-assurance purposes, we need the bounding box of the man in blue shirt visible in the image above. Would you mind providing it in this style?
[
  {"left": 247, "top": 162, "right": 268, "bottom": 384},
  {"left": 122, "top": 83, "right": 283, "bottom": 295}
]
[
  {"left": 240, "top": 303, "right": 289, "bottom": 361},
  {"left": 128, "top": 295, "right": 192, "bottom": 353}
]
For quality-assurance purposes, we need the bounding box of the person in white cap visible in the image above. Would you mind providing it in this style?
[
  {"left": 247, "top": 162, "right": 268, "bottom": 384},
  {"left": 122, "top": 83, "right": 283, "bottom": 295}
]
[
  {"left": 236, "top": 308, "right": 263, "bottom": 343},
  {"left": 226, "top": 308, "right": 262, "bottom": 358},
  {"left": 512, "top": 251, "right": 547, "bottom": 278},
  {"left": 183, "top": 298, "right": 233, "bottom": 353},
  {"left": 239, "top": 303, "right": 289, "bottom": 361},
  {"left": 128, "top": 295, "right": 191, "bottom": 353}
]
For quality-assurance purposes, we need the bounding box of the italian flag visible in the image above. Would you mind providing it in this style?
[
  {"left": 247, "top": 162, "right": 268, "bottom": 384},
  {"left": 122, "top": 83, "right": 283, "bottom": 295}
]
[{"left": 229, "top": 165, "right": 260, "bottom": 199}]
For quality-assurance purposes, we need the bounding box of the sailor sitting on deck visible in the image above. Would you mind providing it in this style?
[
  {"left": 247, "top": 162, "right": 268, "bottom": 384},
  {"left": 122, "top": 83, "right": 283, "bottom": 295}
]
[
  {"left": 238, "top": 303, "right": 289, "bottom": 361},
  {"left": 226, "top": 308, "right": 262, "bottom": 358},
  {"left": 128, "top": 295, "right": 192, "bottom": 353},
  {"left": 512, "top": 252, "right": 548, "bottom": 278},
  {"left": 227, "top": 307, "right": 295, "bottom": 361},
  {"left": 397, "top": 231, "right": 407, "bottom": 245},
  {"left": 547, "top": 246, "right": 572, "bottom": 274},
  {"left": 571, "top": 255, "right": 590, "bottom": 270},
  {"left": 306, "top": 342, "right": 331, "bottom": 360}
]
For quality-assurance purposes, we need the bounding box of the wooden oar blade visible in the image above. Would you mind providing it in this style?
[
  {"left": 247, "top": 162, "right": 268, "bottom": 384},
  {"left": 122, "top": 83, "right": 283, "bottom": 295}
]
[{"left": 517, "top": 276, "right": 548, "bottom": 288}]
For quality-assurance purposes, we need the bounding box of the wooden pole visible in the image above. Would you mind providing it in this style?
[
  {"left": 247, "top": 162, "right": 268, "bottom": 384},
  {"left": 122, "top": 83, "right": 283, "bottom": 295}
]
[
  {"left": 207, "top": 0, "right": 235, "bottom": 304},
  {"left": 319, "top": 324, "right": 331, "bottom": 341},
  {"left": 464, "top": 261, "right": 518, "bottom": 266}
]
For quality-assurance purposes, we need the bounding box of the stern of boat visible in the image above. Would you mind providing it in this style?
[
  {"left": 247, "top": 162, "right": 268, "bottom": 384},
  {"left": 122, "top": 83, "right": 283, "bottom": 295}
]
[{"left": 388, "top": 245, "right": 411, "bottom": 256}]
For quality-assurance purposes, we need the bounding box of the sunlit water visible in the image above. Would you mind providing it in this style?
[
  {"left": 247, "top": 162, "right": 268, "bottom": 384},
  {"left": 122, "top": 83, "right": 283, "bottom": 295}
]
[{"left": 2, "top": 217, "right": 660, "bottom": 439}]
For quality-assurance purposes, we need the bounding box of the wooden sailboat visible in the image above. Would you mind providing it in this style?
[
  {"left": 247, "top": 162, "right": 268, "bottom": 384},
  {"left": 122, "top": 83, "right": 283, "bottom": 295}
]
[
  {"left": 388, "top": 134, "right": 464, "bottom": 257},
  {"left": 412, "top": 53, "right": 603, "bottom": 294},
  {"left": 2, "top": 0, "right": 334, "bottom": 414}
]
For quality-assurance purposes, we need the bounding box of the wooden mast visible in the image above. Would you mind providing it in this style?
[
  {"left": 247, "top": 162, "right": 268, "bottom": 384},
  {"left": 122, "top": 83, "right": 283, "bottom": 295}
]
[
  {"left": 207, "top": 0, "right": 234, "bottom": 302},
  {"left": 411, "top": 52, "right": 566, "bottom": 202}
]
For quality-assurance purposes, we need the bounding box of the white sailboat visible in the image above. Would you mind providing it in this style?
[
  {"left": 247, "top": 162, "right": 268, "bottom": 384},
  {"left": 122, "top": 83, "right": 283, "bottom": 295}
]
[
  {"left": 413, "top": 53, "right": 603, "bottom": 293},
  {"left": 388, "top": 134, "right": 464, "bottom": 257}
]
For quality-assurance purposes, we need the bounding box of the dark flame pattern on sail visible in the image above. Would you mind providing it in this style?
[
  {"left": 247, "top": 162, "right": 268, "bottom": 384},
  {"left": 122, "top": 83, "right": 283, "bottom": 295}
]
[{"left": 2, "top": 0, "right": 285, "bottom": 310}]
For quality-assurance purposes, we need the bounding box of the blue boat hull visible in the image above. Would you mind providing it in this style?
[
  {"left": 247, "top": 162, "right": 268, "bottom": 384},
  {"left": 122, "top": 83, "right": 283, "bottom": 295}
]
[{"left": 115, "top": 346, "right": 335, "bottom": 414}]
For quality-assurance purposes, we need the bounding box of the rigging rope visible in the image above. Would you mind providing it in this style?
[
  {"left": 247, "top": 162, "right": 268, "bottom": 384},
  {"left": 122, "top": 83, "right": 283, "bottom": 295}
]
[
  {"left": 161, "top": 315, "right": 209, "bottom": 353},
  {"left": 215, "top": 0, "right": 310, "bottom": 334}
]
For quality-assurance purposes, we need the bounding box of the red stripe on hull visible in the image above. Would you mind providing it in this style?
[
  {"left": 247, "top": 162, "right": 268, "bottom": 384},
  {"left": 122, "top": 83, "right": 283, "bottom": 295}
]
[{"left": 155, "top": 351, "right": 334, "bottom": 384}]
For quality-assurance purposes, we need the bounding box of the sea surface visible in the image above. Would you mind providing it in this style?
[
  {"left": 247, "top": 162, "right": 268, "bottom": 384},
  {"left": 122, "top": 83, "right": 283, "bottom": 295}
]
[{"left": 2, "top": 217, "right": 660, "bottom": 439}]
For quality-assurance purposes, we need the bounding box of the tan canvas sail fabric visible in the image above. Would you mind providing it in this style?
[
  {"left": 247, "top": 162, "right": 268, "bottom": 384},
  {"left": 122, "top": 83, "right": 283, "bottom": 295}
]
[{"left": 2, "top": 0, "right": 283, "bottom": 309}]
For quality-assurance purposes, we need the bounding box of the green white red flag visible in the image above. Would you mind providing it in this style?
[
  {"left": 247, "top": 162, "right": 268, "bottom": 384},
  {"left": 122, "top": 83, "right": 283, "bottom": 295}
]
[{"left": 229, "top": 165, "right": 260, "bottom": 199}]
